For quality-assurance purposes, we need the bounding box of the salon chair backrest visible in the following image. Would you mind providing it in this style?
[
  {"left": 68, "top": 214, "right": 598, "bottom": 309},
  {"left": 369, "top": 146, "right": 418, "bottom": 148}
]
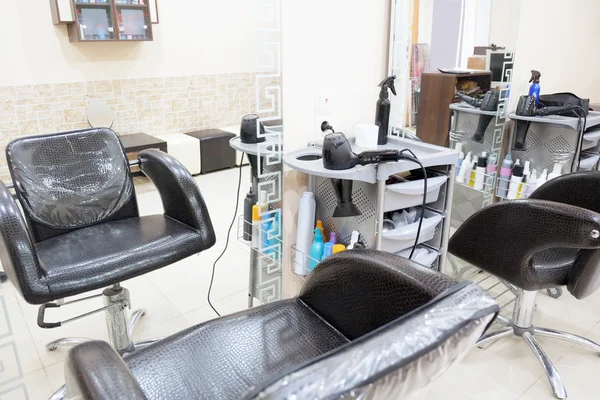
[
  {"left": 298, "top": 250, "right": 457, "bottom": 340},
  {"left": 6, "top": 128, "right": 139, "bottom": 242},
  {"left": 530, "top": 171, "right": 600, "bottom": 298},
  {"left": 251, "top": 252, "right": 497, "bottom": 399}
]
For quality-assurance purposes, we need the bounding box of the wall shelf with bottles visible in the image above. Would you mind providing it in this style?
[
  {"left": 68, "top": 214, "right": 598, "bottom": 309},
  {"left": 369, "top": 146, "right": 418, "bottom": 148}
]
[{"left": 52, "top": 0, "right": 156, "bottom": 42}]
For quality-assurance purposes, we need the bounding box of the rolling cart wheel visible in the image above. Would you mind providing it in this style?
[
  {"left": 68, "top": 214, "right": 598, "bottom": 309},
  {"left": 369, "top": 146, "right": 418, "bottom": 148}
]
[{"left": 546, "top": 287, "right": 562, "bottom": 299}]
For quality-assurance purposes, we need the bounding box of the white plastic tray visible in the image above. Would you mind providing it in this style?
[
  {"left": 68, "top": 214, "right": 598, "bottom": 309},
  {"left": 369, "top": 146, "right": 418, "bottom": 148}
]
[
  {"left": 381, "top": 210, "right": 443, "bottom": 253},
  {"left": 384, "top": 175, "right": 448, "bottom": 212},
  {"left": 579, "top": 154, "right": 600, "bottom": 171},
  {"left": 396, "top": 246, "right": 439, "bottom": 268}
]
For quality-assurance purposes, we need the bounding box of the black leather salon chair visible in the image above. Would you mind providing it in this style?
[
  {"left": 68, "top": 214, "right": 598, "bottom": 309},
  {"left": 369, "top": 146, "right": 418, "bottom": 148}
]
[
  {"left": 0, "top": 128, "right": 215, "bottom": 357},
  {"left": 449, "top": 171, "right": 600, "bottom": 399},
  {"left": 63, "top": 249, "right": 498, "bottom": 400}
]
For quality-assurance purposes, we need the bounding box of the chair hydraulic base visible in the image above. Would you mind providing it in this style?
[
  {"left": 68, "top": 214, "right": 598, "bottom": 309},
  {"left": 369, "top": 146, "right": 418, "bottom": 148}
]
[
  {"left": 477, "top": 290, "right": 600, "bottom": 399},
  {"left": 42, "top": 284, "right": 161, "bottom": 400}
]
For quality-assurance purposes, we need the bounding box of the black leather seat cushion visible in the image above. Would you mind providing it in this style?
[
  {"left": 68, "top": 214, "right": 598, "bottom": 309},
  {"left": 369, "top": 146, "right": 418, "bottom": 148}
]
[
  {"left": 35, "top": 215, "right": 205, "bottom": 301},
  {"left": 529, "top": 248, "right": 579, "bottom": 288},
  {"left": 124, "top": 299, "right": 349, "bottom": 400}
]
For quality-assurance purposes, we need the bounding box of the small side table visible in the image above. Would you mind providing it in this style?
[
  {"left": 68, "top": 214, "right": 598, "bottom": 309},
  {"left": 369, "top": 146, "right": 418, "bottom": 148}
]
[
  {"left": 185, "top": 129, "right": 236, "bottom": 174},
  {"left": 120, "top": 133, "right": 168, "bottom": 176}
]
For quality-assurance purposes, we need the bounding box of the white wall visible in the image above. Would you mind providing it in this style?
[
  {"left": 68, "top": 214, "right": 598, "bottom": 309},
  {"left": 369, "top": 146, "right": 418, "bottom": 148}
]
[
  {"left": 0, "top": 0, "right": 257, "bottom": 86},
  {"left": 510, "top": 0, "right": 600, "bottom": 106},
  {"left": 489, "top": 0, "right": 522, "bottom": 50},
  {"left": 281, "top": 0, "right": 391, "bottom": 151},
  {"left": 418, "top": 0, "right": 434, "bottom": 45}
]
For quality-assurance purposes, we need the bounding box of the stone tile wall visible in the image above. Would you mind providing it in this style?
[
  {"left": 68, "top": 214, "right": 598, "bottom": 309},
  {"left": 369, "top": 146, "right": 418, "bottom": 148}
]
[{"left": 0, "top": 72, "right": 280, "bottom": 180}]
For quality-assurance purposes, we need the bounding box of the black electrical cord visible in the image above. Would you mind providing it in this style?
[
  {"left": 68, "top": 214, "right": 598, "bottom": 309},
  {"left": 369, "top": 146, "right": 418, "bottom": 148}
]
[
  {"left": 399, "top": 149, "right": 427, "bottom": 260},
  {"left": 207, "top": 153, "right": 245, "bottom": 317}
]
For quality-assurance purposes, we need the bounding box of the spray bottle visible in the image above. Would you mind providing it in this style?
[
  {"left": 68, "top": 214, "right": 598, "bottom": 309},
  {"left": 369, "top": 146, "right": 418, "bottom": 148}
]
[
  {"left": 497, "top": 152, "right": 513, "bottom": 198},
  {"left": 375, "top": 76, "right": 397, "bottom": 145},
  {"left": 309, "top": 229, "right": 324, "bottom": 271},
  {"left": 529, "top": 70, "right": 541, "bottom": 107}
]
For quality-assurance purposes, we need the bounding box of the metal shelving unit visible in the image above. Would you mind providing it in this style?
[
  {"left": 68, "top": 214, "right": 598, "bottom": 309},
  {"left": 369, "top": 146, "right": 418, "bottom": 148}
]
[{"left": 283, "top": 136, "right": 458, "bottom": 274}]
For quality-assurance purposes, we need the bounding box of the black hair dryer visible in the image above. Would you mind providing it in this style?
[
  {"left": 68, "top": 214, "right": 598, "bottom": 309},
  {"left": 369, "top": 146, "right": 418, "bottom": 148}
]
[
  {"left": 513, "top": 95, "right": 536, "bottom": 150},
  {"left": 456, "top": 90, "right": 500, "bottom": 143},
  {"left": 322, "top": 132, "right": 405, "bottom": 218},
  {"left": 240, "top": 114, "right": 266, "bottom": 178},
  {"left": 513, "top": 95, "right": 580, "bottom": 150}
]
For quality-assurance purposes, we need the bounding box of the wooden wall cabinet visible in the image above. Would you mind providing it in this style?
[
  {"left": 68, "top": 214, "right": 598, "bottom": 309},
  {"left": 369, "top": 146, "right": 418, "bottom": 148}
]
[
  {"left": 52, "top": 0, "right": 156, "bottom": 42},
  {"left": 416, "top": 71, "right": 492, "bottom": 146},
  {"left": 50, "top": 0, "right": 76, "bottom": 24}
]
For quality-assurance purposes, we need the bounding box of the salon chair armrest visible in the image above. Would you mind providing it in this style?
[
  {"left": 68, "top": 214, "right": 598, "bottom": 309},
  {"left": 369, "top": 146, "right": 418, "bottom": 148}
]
[
  {"left": 449, "top": 200, "right": 600, "bottom": 290},
  {"left": 139, "top": 149, "right": 216, "bottom": 250},
  {"left": 298, "top": 250, "right": 458, "bottom": 340},
  {"left": 0, "top": 182, "right": 49, "bottom": 303},
  {"left": 65, "top": 341, "right": 147, "bottom": 400}
]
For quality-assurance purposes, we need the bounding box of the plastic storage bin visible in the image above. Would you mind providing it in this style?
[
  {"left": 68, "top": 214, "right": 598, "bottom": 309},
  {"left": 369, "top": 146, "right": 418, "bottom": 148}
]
[
  {"left": 579, "top": 154, "right": 600, "bottom": 171},
  {"left": 382, "top": 209, "right": 443, "bottom": 253},
  {"left": 384, "top": 175, "right": 447, "bottom": 212},
  {"left": 396, "top": 246, "right": 438, "bottom": 268}
]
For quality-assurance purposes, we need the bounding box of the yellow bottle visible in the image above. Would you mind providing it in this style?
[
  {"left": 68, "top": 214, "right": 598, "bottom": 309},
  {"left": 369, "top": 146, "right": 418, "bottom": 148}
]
[
  {"left": 332, "top": 244, "right": 346, "bottom": 254},
  {"left": 469, "top": 161, "right": 477, "bottom": 187}
]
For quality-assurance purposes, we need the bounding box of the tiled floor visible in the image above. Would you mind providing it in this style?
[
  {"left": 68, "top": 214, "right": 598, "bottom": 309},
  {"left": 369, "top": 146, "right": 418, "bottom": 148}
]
[{"left": 1, "top": 166, "right": 600, "bottom": 399}]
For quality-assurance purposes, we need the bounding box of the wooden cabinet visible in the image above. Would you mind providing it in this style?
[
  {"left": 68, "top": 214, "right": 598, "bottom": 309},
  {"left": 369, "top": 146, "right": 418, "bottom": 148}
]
[
  {"left": 416, "top": 71, "right": 492, "bottom": 147},
  {"left": 55, "top": 0, "right": 154, "bottom": 42}
]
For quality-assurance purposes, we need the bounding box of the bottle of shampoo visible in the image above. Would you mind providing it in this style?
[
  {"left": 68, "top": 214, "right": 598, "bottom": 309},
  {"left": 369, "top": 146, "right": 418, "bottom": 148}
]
[
  {"left": 321, "top": 242, "right": 334, "bottom": 261},
  {"left": 375, "top": 76, "right": 397, "bottom": 145},
  {"left": 518, "top": 161, "right": 531, "bottom": 199},
  {"left": 547, "top": 163, "right": 563, "bottom": 181},
  {"left": 251, "top": 204, "right": 261, "bottom": 250},
  {"left": 268, "top": 212, "right": 280, "bottom": 259},
  {"left": 507, "top": 160, "right": 524, "bottom": 200},
  {"left": 295, "top": 192, "right": 316, "bottom": 275},
  {"left": 497, "top": 152, "right": 513, "bottom": 198},
  {"left": 535, "top": 168, "right": 548, "bottom": 190},
  {"left": 261, "top": 215, "right": 272, "bottom": 254},
  {"left": 469, "top": 160, "right": 477, "bottom": 187},
  {"left": 243, "top": 187, "right": 256, "bottom": 241},
  {"left": 524, "top": 169, "right": 538, "bottom": 198},
  {"left": 309, "top": 229, "right": 324, "bottom": 271},
  {"left": 474, "top": 153, "right": 487, "bottom": 190},
  {"left": 528, "top": 70, "right": 541, "bottom": 107},
  {"left": 456, "top": 143, "right": 465, "bottom": 176},
  {"left": 456, "top": 152, "right": 471, "bottom": 184},
  {"left": 486, "top": 153, "right": 498, "bottom": 192}
]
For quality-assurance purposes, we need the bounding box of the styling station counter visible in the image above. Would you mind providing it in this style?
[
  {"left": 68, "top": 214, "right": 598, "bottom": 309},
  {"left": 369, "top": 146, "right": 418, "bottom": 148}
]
[{"left": 284, "top": 136, "right": 458, "bottom": 274}]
